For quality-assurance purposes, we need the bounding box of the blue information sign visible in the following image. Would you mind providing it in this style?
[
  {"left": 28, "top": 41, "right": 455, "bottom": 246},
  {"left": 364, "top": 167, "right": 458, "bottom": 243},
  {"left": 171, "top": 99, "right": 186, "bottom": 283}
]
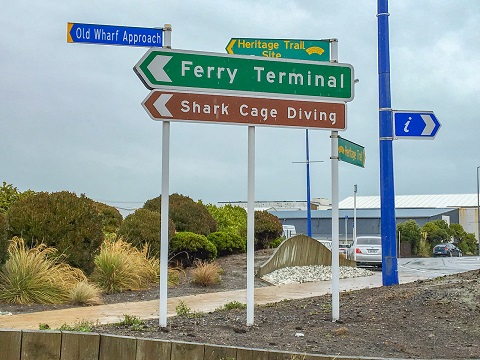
[
  {"left": 393, "top": 111, "right": 441, "bottom": 139},
  {"left": 67, "top": 22, "right": 163, "bottom": 47}
]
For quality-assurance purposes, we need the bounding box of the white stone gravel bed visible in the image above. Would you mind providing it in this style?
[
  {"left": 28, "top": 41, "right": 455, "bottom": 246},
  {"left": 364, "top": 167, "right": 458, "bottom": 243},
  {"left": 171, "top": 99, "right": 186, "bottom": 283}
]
[{"left": 261, "top": 265, "right": 375, "bottom": 285}]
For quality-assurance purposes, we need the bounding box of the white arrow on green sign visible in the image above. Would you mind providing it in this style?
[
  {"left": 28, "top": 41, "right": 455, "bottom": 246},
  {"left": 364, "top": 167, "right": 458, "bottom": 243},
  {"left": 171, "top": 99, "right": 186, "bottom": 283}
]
[{"left": 134, "top": 48, "right": 354, "bottom": 102}]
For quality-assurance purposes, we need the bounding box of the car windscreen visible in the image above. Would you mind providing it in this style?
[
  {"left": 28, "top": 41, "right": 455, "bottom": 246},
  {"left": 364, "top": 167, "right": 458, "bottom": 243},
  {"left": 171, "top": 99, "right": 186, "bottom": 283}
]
[{"left": 357, "top": 237, "right": 381, "bottom": 245}]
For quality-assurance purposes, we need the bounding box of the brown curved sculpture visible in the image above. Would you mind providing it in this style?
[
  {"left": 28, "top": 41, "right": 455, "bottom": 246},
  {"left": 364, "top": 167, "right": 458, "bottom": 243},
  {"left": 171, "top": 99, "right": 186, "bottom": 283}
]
[{"left": 256, "top": 234, "right": 356, "bottom": 278}]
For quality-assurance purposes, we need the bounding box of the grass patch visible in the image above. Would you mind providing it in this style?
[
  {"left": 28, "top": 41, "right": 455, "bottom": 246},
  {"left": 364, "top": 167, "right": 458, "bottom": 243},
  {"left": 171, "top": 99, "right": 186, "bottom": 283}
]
[
  {"left": 190, "top": 260, "right": 222, "bottom": 286},
  {"left": 216, "top": 301, "right": 246, "bottom": 311},
  {"left": 0, "top": 237, "right": 86, "bottom": 304},
  {"left": 175, "top": 300, "right": 205, "bottom": 318},
  {"left": 118, "top": 314, "right": 144, "bottom": 326},
  {"left": 58, "top": 320, "right": 96, "bottom": 332},
  {"left": 117, "top": 314, "right": 145, "bottom": 331},
  {"left": 262, "top": 299, "right": 292, "bottom": 308},
  {"left": 175, "top": 300, "right": 191, "bottom": 316},
  {"left": 39, "top": 320, "right": 96, "bottom": 332}
]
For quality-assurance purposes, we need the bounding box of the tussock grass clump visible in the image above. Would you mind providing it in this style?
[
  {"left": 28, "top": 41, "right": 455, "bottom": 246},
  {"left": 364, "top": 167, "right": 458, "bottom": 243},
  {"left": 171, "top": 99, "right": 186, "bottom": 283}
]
[
  {"left": 91, "top": 237, "right": 158, "bottom": 294},
  {"left": 0, "top": 237, "right": 86, "bottom": 304},
  {"left": 70, "top": 281, "right": 103, "bottom": 305},
  {"left": 190, "top": 260, "right": 222, "bottom": 286},
  {"left": 166, "top": 263, "right": 185, "bottom": 287}
]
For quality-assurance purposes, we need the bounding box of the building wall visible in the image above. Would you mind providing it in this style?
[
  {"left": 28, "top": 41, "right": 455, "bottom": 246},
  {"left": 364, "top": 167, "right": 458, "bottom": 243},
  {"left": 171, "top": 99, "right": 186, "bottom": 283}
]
[
  {"left": 274, "top": 208, "right": 461, "bottom": 243},
  {"left": 278, "top": 217, "right": 381, "bottom": 243},
  {"left": 459, "top": 208, "right": 477, "bottom": 239}
]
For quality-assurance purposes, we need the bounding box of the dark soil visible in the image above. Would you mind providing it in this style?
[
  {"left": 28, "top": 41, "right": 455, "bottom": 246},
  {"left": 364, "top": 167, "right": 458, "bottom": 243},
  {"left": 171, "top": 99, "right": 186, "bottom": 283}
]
[{"left": 2, "top": 250, "right": 480, "bottom": 359}]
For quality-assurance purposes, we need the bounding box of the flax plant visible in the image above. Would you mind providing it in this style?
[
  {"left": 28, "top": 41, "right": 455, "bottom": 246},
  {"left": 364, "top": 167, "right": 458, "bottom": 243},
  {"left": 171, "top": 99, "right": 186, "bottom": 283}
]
[{"left": 0, "top": 237, "right": 86, "bottom": 304}]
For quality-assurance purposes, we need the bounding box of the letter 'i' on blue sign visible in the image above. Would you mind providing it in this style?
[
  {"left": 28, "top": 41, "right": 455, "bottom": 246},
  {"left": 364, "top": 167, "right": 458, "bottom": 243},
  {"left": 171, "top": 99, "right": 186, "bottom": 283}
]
[
  {"left": 393, "top": 111, "right": 441, "bottom": 139},
  {"left": 67, "top": 23, "right": 163, "bottom": 47}
]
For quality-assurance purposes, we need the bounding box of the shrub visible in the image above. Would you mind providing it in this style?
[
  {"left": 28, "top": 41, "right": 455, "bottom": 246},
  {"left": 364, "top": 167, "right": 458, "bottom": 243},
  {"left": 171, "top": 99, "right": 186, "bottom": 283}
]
[
  {"left": 0, "top": 212, "right": 7, "bottom": 264},
  {"left": 448, "top": 223, "right": 478, "bottom": 255},
  {"left": 169, "top": 231, "right": 217, "bottom": 266},
  {"left": 207, "top": 231, "right": 246, "bottom": 256},
  {"left": 457, "top": 233, "right": 478, "bottom": 255},
  {"left": 89, "top": 200, "right": 123, "bottom": 234},
  {"left": 6, "top": 191, "right": 104, "bottom": 274},
  {"left": 0, "top": 237, "right": 86, "bottom": 304},
  {"left": 70, "top": 281, "right": 103, "bottom": 305},
  {"left": 417, "top": 235, "right": 431, "bottom": 257},
  {"left": 421, "top": 220, "right": 450, "bottom": 247},
  {"left": 190, "top": 260, "right": 222, "bottom": 286},
  {"left": 91, "top": 237, "right": 158, "bottom": 294},
  {"left": 144, "top": 194, "right": 217, "bottom": 236},
  {"left": 206, "top": 203, "right": 247, "bottom": 240},
  {"left": 0, "top": 182, "right": 34, "bottom": 213},
  {"left": 254, "top": 211, "right": 283, "bottom": 250},
  {"left": 269, "top": 237, "right": 283, "bottom": 248},
  {"left": 396, "top": 220, "right": 422, "bottom": 255},
  {"left": 118, "top": 208, "right": 175, "bottom": 258}
]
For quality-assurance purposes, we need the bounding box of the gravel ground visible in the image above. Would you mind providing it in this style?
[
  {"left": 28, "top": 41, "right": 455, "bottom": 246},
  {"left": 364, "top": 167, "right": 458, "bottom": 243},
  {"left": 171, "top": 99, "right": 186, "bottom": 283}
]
[
  {"left": 261, "top": 264, "right": 374, "bottom": 285},
  {"left": 2, "top": 250, "right": 480, "bottom": 359},
  {"left": 91, "top": 267, "right": 480, "bottom": 359}
]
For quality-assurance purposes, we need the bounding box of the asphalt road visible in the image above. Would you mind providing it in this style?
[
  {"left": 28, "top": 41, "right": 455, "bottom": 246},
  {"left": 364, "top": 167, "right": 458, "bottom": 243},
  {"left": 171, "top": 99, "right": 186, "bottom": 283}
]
[{"left": 398, "top": 256, "right": 480, "bottom": 279}]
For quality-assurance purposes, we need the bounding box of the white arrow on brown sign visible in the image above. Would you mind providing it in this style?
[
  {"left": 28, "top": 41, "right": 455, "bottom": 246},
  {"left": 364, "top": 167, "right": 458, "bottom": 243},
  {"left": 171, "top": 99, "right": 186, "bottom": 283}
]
[{"left": 142, "top": 90, "right": 346, "bottom": 130}]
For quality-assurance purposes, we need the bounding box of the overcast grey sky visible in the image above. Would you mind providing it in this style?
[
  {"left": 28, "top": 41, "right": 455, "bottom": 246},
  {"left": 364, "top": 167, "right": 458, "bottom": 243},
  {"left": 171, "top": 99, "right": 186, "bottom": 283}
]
[{"left": 1, "top": 1, "right": 479, "bottom": 213}]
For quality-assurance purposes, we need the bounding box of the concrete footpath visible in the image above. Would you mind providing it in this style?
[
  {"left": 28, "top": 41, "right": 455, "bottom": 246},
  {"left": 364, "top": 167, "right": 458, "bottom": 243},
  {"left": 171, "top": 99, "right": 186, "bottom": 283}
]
[{"left": 0, "top": 272, "right": 427, "bottom": 330}]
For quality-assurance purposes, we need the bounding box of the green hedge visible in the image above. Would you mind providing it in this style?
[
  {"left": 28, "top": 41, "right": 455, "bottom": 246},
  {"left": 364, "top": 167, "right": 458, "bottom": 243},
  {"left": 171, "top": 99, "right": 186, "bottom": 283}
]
[
  {"left": 170, "top": 231, "right": 217, "bottom": 266},
  {"left": 207, "top": 231, "right": 245, "bottom": 256}
]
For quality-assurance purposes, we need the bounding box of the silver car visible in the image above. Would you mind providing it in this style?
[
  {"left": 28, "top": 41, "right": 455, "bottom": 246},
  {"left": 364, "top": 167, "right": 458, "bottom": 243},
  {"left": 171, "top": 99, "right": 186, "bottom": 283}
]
[{"left": 347, "top": 236, "right": 382, "bottom": 267}]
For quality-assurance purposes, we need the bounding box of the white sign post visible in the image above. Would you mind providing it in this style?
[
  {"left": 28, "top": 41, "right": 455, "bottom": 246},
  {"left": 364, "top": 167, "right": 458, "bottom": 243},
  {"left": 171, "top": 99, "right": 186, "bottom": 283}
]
[{"left": 159, "top": 24, "right": 172, "bottom": 328}]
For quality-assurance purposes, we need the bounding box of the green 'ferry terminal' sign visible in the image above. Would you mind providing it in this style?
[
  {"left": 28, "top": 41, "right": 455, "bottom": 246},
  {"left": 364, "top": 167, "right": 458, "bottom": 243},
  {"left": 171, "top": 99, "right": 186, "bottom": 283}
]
[
  {"left": 226, "top": 38, "right": 331, "bottom": 61},
  {"left": 338, "top": 137, "right": 365, "bottom": 168},
  {"left": 134, "top": 48, "right": 354, "bottom": 102}
]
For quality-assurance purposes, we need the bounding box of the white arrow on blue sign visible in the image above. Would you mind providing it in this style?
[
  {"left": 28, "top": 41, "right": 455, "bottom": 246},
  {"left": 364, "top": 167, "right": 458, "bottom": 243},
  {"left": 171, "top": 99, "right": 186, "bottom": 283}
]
[{"left": 393, "top": 111, "right": 441, "bottom": 139}]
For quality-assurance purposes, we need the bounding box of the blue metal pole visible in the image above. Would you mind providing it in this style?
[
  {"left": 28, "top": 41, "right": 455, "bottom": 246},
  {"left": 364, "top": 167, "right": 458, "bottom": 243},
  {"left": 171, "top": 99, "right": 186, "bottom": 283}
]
[
  {"left": 378, "top": 0, "right": 399, "bottom": 285},
  {"left": 306, "top": 129, "right": 312, "bottom": 237}
]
